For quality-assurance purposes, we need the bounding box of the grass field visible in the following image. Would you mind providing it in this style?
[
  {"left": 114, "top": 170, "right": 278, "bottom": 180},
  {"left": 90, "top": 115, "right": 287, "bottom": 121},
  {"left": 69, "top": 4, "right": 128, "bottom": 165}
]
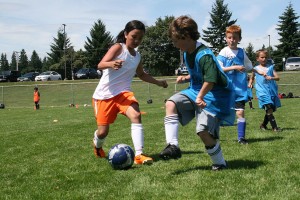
[{"left": 0, "top": 72, "right": 300, "bottom": 200}]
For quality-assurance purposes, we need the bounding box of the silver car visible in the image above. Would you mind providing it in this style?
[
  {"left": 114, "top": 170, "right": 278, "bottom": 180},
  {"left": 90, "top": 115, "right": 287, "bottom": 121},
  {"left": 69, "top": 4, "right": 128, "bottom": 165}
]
[{"left": 285, "top": 57, "right": 300, "bottom": 71}]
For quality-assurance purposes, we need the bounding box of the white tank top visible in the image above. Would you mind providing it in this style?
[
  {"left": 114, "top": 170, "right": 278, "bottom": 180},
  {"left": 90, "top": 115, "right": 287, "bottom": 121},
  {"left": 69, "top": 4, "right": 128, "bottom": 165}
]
[{"left": 92, "top": 43, "right": 141, "bottom": 100}]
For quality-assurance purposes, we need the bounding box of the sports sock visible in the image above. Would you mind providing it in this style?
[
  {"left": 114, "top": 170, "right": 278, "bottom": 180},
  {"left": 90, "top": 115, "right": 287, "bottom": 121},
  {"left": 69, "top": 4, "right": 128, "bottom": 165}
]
[
  {"left": 206, "top": 142, "right": 226, "bottom": 165},
  {"left": 237, "top": 118, "right": 246, "bottom": 140},
  {"left": 262, "top": 114, "right": 269, "bottom": 126},
  {"left": 267, "top": 114, "right": 278, "bottom": 129},
  {"left": 131, "top": 123, "right": 144, "bottom": 156},
  {"left": 93, "top": 130, "right": 105, "bottom": 148},
  {"left": 164, "top": 114, "right": 179, "bottom": 146},
  {"left": 249, "top": 101, "right": 253, "bottom": 109}
]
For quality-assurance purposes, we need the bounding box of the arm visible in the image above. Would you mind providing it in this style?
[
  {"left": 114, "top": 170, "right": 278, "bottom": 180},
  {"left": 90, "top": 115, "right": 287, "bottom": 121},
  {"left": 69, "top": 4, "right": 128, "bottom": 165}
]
[
  {"left": 196, "top": 82, "right": 214, "bottom": 109},
  {"left": 98, "top": 44, "right": 124, "bottom": 70},
  {"left": 265, "top": 69, "right": 280, "bottom": 81},
  {"left": 136, "top": 62, "right": 168, "bottom": 88},
  {"left": 176, "top": 75, "right": 190, "bottom": 84},
  {"left": 248, "top": 71, "right": 255, "bottom": 88}
]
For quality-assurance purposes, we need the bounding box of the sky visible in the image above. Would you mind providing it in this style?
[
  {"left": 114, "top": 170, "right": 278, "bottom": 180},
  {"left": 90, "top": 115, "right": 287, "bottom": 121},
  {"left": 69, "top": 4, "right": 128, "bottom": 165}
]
[{"left": 1, "top": 0, "right": 299, "bottom": 61}]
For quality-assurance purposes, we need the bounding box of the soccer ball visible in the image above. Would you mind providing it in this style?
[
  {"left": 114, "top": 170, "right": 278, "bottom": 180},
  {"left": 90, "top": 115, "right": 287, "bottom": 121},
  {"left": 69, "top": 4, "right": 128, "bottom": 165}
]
[{"left": 108, "top": 144, "right": 135, "bottom": 170}]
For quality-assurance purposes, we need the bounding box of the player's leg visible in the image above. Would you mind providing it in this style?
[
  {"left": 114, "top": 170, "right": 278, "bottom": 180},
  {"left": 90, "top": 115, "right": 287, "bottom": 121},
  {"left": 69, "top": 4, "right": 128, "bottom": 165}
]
[
  {"left": 160, "top": 94, "right": 195, "bottom": 160},
  {"left": 236, "top": 101, "right": 247, "bottom": 144},
  {"left": 93, "top": 125, "right": 109, "bottom": 158},
  {"left": 265, "top": 104, "right": 282, "bottom": 132},
  {"left": 196, "top": 111, "right": 226, "bottom": 170}
]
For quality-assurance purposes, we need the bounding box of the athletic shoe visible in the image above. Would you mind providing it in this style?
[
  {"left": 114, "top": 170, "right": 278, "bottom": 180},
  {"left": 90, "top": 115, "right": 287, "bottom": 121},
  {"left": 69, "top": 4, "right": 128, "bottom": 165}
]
[
  {"left": 134, "top": 154, "right": 153, "bottom": 165},
  {"left": 238, "top": 138, "right": 248, "bottom": 145},
  {"left": 93, "top": 145, "right": 106, "bottom": 158},
  {"left": 273, "top": 127, "right": 282, "bottom": 132},
  {"left": 159, "top": 144, "right": 182, "bottom": 160},
  {"left": 212, "top": 161, "right": 228, "bottom": 171},
  {"left": 260, "top": 124, "right": 268, "bottom": 131}
]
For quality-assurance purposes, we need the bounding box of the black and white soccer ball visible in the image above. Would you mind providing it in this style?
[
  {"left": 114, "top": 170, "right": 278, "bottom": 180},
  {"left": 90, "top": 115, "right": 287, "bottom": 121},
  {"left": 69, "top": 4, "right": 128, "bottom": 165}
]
[{"left": 108, "top": 144, "right": 135, "bottom": 170}]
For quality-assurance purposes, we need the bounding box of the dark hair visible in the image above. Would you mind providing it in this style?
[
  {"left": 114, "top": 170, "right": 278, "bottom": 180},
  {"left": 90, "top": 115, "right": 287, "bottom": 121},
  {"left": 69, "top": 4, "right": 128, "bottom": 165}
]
[
  {"left": 116, "top": 20, "right": 146, "bottom": 43},
  {"left": 169, "top": 15, "right": 200, "bottom": 40}
]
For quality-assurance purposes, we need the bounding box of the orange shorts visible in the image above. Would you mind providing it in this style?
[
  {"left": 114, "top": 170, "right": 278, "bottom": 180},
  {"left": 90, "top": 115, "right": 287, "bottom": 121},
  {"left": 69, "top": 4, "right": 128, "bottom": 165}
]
[{"left": 93, "top": 92, "right": 138, "bottom": 126}]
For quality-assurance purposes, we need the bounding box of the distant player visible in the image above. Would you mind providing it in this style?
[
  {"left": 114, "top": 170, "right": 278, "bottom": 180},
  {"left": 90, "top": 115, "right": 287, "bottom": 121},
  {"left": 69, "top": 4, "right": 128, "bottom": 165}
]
[
  {"left": 249, "top": 50, "right": 282, "bottom": 132},
  {"left": 217, "top": 25, "right": 253, "bottom": 145},
  {"left": 247, "top": 75, "right": 254, "bottom": 109},
  {"left": 33, "top": 87, "right": 40, "bottom": 110}
]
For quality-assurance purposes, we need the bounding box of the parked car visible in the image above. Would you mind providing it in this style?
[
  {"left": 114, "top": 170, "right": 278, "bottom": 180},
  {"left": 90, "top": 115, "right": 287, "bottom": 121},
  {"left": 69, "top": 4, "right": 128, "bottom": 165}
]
[
  {"left": 74, "top": 68, "right": 99, "bottom": 79},
  {"left": 35, "top": 71, "right": 62, "bottom": 81},
  {"left": 175, "top": 65, "right": 189, "bottom": 75},
  {"left": 285, "top": 57, "right": 300, "bottom": 71},
  {"left": 17, "top": 72, "right": 40, "bottom": 82},
  {"left": 0, "top": 70, "right": 21, "bottom": 82}
]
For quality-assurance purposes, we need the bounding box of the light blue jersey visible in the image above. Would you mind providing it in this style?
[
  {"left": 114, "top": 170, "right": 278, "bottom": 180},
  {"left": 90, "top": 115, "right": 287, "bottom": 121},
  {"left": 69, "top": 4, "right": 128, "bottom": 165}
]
[
  {"left": 254, "top": 65, "right": 281, "bottom": 109},
  {"left": 181, "top": 47, "right": 235, "bottom": 125},
  {"left": 217, "top": 48, "right": 249, "bottom": 102}
]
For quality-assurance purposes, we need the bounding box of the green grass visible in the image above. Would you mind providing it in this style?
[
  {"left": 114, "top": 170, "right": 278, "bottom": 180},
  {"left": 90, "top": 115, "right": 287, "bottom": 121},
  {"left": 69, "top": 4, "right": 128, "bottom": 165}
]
[{"left": 0, "top": 72, "right": 300, "bottom": 200}]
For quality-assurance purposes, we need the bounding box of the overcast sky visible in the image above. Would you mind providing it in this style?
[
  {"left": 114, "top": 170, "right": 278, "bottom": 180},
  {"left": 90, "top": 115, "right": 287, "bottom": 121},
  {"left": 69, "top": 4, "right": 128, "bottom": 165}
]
[{"left": 1, "top": 0, "right": 299, "bottom": 61}]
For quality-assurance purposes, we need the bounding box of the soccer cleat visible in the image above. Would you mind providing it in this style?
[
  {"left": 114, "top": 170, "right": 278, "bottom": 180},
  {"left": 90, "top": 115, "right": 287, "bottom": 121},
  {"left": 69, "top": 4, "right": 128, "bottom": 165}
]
[
  {"left": 93, "top": 145, "right": 106, "bottom": 158},
  {"left": 238, "top": 138, "right": 248, "bottom": 145},
  {"left": 134, "top": 154, "right": 153, "bottom": 165},
  {"left": 260, "top": 124, "right": 268, "bottom": 131},
  {"left": 212, "top": 161, "right": 228, "bottom": 171},
  {"left": 159, "top": 144, "right": 182, "bottom": 160},
  {"left": 273, "top": 127, "right": 282, "bottom": 132}
]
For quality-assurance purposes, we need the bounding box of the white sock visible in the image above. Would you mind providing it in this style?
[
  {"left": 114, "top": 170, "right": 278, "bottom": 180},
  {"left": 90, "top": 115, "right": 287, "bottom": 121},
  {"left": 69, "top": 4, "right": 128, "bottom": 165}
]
[
  {"left": 164, "top": 114, "right": 179, "bottom": 146},
  {"left": 206, "top": 141, "right": 226, "bottom": 165},
  {"left": 93, "top": 130, "right": 105, "bottom": 148},
  {"left": 131, "top": 123, "right": 144, "bottom": 156}
]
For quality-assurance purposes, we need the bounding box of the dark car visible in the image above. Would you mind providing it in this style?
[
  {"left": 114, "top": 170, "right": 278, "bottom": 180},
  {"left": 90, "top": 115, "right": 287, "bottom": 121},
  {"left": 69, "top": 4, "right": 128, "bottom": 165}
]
[
  {"left": 0, "top": 70, "right": 21, "bottom": 82},
  {"left": 17, "top": 72, "right": 40, "bottom": 82},
  {"left": 74, "top": 68, "right": 99, "bottom": 79}
]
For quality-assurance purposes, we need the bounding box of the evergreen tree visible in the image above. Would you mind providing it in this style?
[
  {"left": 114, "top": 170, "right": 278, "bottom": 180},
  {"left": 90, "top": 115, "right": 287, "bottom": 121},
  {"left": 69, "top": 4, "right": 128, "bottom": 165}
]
[
  {"left": 139, "top": 16, "right": 178, "bottom": 76},
  {"left": 202, "top": 0, "right": 237, "bottom": 53},
  {"left": 245, "top": 43, "right": 256, "bottom": 65},
  {"left": 29, "top": 50, "right": 42, "bottom": 72},
  {"left": 0, "top": 53, "right": 9, "bottom": 71},
  {"left": 47, "top": 28, "right": 72, "bottom": 78},
  {"left": 11, "top": 52, "right": 18, "bottom": 71},
  {"left": 18, "top": 49, "right": 29, "bottom": 74},
  {"left": 275, "top": 2, "right": 300, "bottom": 59},
  {"left": 84, "top": 19, "right": 113, "bottom": 68}
]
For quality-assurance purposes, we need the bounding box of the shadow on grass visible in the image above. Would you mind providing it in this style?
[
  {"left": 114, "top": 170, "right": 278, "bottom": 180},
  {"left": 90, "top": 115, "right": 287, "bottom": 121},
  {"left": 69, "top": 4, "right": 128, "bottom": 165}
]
[
  {"left": 171, "top": 159, "right": 265, "bottom": 175},
  {"left": 247, "top": 136, "right": 284, "bottom": 143},
  {"left": 151, "top": 150, "right": 203, "bottom": 162}
]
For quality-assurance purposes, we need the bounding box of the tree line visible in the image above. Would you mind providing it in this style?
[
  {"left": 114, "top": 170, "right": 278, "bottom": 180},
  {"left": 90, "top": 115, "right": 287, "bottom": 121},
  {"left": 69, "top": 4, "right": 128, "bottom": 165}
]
[{"left": 0, "top": 0, "right": 299, "bottom": 78}]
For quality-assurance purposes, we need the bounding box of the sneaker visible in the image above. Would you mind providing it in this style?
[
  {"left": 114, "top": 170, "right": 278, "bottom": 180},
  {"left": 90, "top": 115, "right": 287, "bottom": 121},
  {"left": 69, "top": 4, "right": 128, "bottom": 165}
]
[
  {"left": 159, "top": 144, "right": 182, "bottom": 160},
  {"left": 238, "top": 138, "right": 248, "bottom": 145},
  {"left": 134, "top": 154, "right": 153, "bottom": 165},
  {"left": 212, "top": 161, "right": 228, "bottom": 171},
  {"left": 93, "top": 145, "right": 106, "bottom": 158},
  {"left": 273, "top": 127, "right": 282, "bottom": 132},
  {"left": 260, "top": 124, "right": 268, "bottom": 131}
]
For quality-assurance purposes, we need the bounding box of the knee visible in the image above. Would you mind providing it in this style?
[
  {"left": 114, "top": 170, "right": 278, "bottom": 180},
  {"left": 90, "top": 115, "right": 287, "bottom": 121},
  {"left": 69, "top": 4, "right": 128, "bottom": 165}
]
[{"left": 165, "top": 100, "right": 177, "bottom": 114}]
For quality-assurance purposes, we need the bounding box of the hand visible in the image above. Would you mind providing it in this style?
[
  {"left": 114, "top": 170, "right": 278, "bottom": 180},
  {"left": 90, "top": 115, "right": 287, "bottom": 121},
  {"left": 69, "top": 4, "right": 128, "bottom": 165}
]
[
  {"left": 196, "top": 96, "right": 206, "bottom": 108},
  {"left": 112, "top": 60, "right": 124, "bottom": 70},
  {"left": 235, "top": 65, "right": 246, "bottom": 72},
  {"left": 158, "top": 80, "right": 168, "bottom": 88},
  {"left": 176, "top": 75, "right": 189, "bottom": 84}
]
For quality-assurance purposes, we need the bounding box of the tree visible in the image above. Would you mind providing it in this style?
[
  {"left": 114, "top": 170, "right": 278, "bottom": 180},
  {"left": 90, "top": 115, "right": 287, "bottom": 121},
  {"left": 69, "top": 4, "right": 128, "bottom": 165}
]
[
  {"left": 29, "top": 50, "right": 42, "bottom": 72},
  {"left": 18, "top": 49, "right": 29, "bottom": 74},
  {"left": 47, "top": 28, "right": 72, "bottom": 79},
  {"left": 202, "top": 0, "right": 237, "bottom": 53},
  {"left": 84, "top": 19, "right": 113, "bottom": 68},
  {"left": 11, "top": 52, "right": 18, "bottom": 71},
  {"left": 275, "top": 2, "right": 300, "bottom": 65},
  {"left": 245, "top": 43, "right": 256, "bottom": 65},
  {"left": 0, "top": 53, "right": 9, "bottom": 71},
  {"left": 138, "top": 16, "right": 179, "bottom": 76}
]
